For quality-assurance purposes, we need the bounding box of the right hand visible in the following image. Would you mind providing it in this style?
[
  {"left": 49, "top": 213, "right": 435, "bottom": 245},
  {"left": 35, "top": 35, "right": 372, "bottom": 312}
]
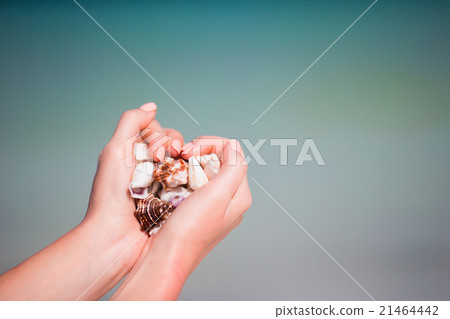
[{"left": 112, "top": 137, "right": 252, "bottom": 300}]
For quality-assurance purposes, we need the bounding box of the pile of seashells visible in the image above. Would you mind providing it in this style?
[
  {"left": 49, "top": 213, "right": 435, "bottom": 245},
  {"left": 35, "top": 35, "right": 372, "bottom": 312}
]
[{"left": 129, "top": 143, "right": 220, "bottom": 234}]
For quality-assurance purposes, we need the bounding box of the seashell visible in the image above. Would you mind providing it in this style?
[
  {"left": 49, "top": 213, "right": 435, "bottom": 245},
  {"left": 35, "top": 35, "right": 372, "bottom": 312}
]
[
  {"left": 134, "top": 193, "right": 174, "bottom": 232},
  {"left": 129, "top": 184, "right": 149, "bottom": 199},
  {"left": 131, "top": 149, "right": 223, "bottom": 233},
  {"left": 134, "top": 143, "right": 149, "bottom": 161},
  {"left": 154, "top": 157, "right": 188, "bottom": 189},
  {"left": 187, "top": 156, "right": 209, "bottom": 190},
  {"left": 130, "top": 162, "right": 154, "bottom": 188},
  {"left": 200, "top": 153, "right": 220, "bottom": 180},
  {"left": 195, "top": 153, "right": 216, "bottom": 166},
  {"left": 148, "top": 223, "right": 164, "bottom": 236},
  {"left": 149, "top": 180, "right": 161, "bottom": 194},
  {"left": 159, "top": 186, "right": 192, "bottom": 208}
]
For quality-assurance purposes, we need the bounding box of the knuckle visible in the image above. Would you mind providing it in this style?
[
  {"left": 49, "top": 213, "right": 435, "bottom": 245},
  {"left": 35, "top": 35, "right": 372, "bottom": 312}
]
[
  {"left": 242, "top": 192, "right": 252, "bottom": 211},
  {"left": 100, "top": 143, "right": 112, "bottom": 161},
  {"left": 239, "top": 156, "right": 248, "bottom": 172},
  {"left": 102, "top": 142, "right": 123, "bottom": 160},
  {"left": 120, "top": 109, "right": 138, "bottom": 122},
  {"left": 233, "top": 216, "right": 244, "bottom": 228},
  {"left": 97, "top": 150, "right": 103, "bottom": 163}
]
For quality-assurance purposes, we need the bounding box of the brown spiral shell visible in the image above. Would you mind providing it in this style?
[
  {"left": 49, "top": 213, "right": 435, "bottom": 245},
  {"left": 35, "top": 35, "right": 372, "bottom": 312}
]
[{"left": 134, "top": 193, "right": 174, "bottom": 232}]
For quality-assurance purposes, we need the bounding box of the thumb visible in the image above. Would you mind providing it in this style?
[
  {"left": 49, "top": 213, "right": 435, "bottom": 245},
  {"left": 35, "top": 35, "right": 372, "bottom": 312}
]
[{"left": 110, "top": 103, "right": 157, "bottom": 144}]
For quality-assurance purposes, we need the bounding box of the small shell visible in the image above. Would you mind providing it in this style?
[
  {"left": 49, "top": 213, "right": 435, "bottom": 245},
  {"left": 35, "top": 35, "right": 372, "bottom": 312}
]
[
  {"left": 129, "top": 184, "right": 149, "bottom": 199},
  {"left": 134, "top": 193, "right": 174, "bottom": 232},
  {"left": 154, "top": 157, "right": 188, "bottom": 189},
  {"left": 159, "top": 186, "right": 192, "bottom": 208},
  {"left": 148, "top": 222, "right": 164, "bottom": 236},
  {"left": 149, "top": 180, "right": 162, "bottom": 194},
  {"left": 187, "top": 156, "right": 209, "bottom": 190},
  {"left": 134, "top": 143, "right": 149, "bottom": 161},
  {"left": 202, "top": 153, "right": 220, "bottom": 180},
  {"left": 195, "top": 154, "right": 215, "bottom": 166},
  {"left": 130, "top": 162, "right": 154, "bottom": 188}
]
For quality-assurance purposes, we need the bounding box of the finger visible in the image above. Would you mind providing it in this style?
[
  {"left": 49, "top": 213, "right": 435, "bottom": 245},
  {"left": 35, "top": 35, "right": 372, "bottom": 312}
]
[
  {"left": 225, "top": 175, "right": 252, "bottom": 221},
  {"left": 111, "top": 105, "right": 157, "bottom": 144},
  {"left": 142, "top": 125, "right": 184, "bottom": 162},
  {"left": 159, "top": 142, "right": 248, "bottom": 239},
  {"left": 181, "top": 136, "right": 246, "bottom": 161},
  {"left": 128, "top": 111, "right": 164, "bottom": 147},
  {"left": 135, "top": 117, "right": 166, "bottom": 162},
  {"left": 143, "top": 132, "right": 168, "bottom": 163},
  {"left": 164, "top": 128, "right": 184, "bottom": 157},
  {"left": 198, "top": 141, "right": 248, "bottom": 202}
]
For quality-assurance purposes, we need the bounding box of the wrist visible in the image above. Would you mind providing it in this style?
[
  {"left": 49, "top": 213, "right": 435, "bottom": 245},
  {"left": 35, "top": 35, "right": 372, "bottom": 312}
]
[
  {"left": 111, "top": 236, "right": 188, "bottom": 300},
  {"left": 79, "top": 211, "right": 146, "bottom": 271}
]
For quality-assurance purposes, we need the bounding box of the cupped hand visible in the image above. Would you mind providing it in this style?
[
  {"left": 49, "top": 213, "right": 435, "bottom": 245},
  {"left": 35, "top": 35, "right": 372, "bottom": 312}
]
[
  {"left": 83, "top": 102, "right": 184, "bottom": 268},
  {"left": 111, "top": 137, "right": 252, "bottom": 300}
]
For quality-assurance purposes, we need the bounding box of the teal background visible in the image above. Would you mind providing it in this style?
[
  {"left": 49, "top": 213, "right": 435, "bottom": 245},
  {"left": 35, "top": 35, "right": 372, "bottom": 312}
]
[{"left": 1, "top": 0, "right": 449, "bottom": 300}]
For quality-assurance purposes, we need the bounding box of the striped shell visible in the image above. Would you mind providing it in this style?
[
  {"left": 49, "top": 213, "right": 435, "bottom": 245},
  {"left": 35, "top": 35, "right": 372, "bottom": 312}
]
[
  {"left": 154, "top": 158, "right": 188, "bottom": 189},
  {"left": 134, "top": 193, "right": 174, "bottom": 232}
]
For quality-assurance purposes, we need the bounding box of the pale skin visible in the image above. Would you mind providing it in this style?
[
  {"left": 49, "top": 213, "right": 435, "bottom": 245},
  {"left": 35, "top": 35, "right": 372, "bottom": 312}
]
[{"left": 0, "top": 102, "right": 252, "bottom": 300}]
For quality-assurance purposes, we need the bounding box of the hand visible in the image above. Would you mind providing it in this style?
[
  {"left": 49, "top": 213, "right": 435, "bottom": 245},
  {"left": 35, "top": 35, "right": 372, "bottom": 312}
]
[
  {"left": 0, "top": 102, "right": 185, "bottom": 300},
  {"left": 83, "top": 102, "right": 184, "bottom": 269},
  {"left": 111, "top": 137, "right": 252, "bottom": 300}
]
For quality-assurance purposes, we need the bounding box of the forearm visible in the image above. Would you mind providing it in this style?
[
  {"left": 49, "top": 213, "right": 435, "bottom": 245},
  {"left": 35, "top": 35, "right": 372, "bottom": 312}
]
[
  {"left": 0, "top": 215, "right": 143, "bottom": 300},
  {"left": 110, "top": 237, "right": 188, "bottom": 301}
]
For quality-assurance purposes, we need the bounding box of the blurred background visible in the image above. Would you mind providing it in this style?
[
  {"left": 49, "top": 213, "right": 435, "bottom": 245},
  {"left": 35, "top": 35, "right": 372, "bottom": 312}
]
[{"left": 0, "top": 0, "right": 449, "bottom": 300}]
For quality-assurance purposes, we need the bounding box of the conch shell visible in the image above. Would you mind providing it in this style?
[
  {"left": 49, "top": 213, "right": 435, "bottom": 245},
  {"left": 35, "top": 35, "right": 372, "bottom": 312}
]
[
  {"left": 154, "top": 157, "right": 188, "bottom": 189},
  {"left": 134, "top": 193, "right": 174, "bottom": 231}
]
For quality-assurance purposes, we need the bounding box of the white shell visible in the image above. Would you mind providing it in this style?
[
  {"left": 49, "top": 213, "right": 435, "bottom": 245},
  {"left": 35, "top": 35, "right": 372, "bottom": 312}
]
[
  {"left": 148, "top": 222, "right": 164, "bottom": 236},
  {"left": 130, "top": 162, "right": 154, "bottom": 188},
  {"left": 187, "top": 156, "right": 209, "bottom": 190},
  {"left": 129, "top": 184, "right": 149, "bottom": 199},
  {"left": 159, "top": 186, "right": 192, "bottom": 207},
  {"left": 203, "top": 153, "right": 220, "bottom": 180},
  {"left": 195, "top": 154, "right": 214, "bottom": 166},
  {"left": 149, "top": 181, "right": 162, "bottom": 194},
  {"left": 195, "top": 153, "right": 220, "bottom": 180},
  {"left": 134, "top": 143, "right": 148, "bottom": 161}
]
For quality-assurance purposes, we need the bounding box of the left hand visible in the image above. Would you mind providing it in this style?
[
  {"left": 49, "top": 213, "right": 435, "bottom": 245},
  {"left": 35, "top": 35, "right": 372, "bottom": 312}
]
[{"left": 83, "top": 102, "right": 184, "bottom": 269}]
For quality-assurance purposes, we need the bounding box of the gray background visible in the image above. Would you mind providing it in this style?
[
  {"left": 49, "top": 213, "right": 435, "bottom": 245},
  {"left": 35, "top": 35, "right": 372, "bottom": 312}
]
[{"left": 1, "top": 0, "right": 449, "bottom": 300}]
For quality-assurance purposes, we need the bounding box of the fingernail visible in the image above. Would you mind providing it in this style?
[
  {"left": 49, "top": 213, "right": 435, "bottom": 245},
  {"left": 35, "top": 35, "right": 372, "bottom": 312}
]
[
  {"left": 140, "top": 102, "right": 157, "bottom": 112},
  {"left": 181, "top": 142, "right": 193, "bottom": 154},
  {"left": 154, "top": 146, "right": 165, "bottom": 162},
  {"left": 170, "top": 139, "right": 181, "bottom": 155}
]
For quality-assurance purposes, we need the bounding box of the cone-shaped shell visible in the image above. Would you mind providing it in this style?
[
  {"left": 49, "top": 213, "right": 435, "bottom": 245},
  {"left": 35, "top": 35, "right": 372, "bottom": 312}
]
[{"left": 134, "top": 193, "right": 174, "bottom": 232}]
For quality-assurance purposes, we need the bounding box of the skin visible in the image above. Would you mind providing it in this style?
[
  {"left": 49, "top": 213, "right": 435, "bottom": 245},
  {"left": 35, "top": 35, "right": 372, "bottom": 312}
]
[{"left": 0, "top": 103, "right": 251, "bottom": 300}]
